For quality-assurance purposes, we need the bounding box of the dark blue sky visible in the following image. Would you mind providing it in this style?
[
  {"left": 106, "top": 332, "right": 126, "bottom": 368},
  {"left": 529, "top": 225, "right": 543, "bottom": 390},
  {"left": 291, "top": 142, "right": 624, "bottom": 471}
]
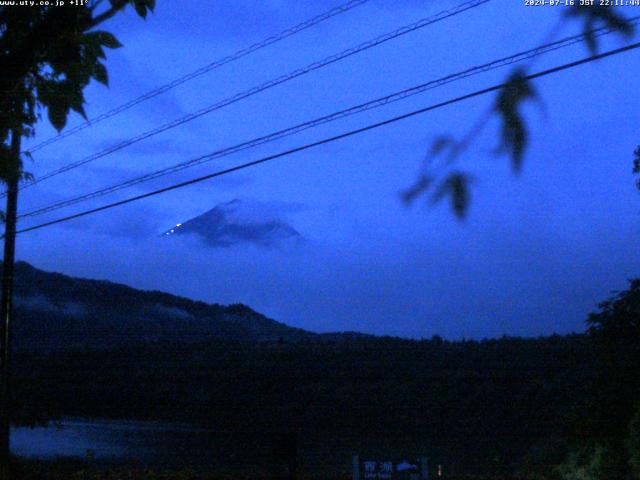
[{"left": 15, "top": 0, "right": 640, "bottom": 339}]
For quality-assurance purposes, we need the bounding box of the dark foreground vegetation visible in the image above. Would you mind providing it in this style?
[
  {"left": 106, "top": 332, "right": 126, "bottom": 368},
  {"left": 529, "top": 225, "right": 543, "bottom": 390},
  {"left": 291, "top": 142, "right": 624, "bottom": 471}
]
[
  {"left": 6, "top": 264, "right": 640, "bottom": 478},
  {"left": 7, "top": 458, "right": 532, "bottom": 480},
  {"left": 12, "top": 459, "right": 298, "bottom": 480},
  {"left": 9, "top": 335, "right": 598, "bottom": 477}
]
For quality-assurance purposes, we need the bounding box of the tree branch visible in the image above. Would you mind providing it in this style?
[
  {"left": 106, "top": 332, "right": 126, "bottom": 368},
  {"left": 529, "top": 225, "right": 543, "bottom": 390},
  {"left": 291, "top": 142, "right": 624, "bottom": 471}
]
[{"left": 90, "top": 0, "right": 128, "bottom": 28}]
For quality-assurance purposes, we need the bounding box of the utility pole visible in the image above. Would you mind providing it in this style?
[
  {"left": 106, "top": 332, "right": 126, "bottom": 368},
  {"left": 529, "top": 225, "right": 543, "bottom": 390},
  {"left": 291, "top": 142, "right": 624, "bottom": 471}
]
[{"left": 0, "top": 128, "right": 21, "bottom": 476}]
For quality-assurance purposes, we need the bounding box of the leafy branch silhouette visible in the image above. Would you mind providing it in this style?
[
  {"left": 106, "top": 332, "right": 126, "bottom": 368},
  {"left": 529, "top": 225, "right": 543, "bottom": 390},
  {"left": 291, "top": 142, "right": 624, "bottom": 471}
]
[
  {"left": 0, "top": 0, "right": 155, "bottom": 219},
  {"left": 403, "top": 5, "right": 636, "bottom": 219}
]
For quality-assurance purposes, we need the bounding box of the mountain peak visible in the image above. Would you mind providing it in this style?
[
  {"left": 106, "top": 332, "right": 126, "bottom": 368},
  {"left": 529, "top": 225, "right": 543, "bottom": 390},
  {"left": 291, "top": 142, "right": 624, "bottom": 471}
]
[{"left": 163, "top": 198, "right": 301, "bottom": 247}]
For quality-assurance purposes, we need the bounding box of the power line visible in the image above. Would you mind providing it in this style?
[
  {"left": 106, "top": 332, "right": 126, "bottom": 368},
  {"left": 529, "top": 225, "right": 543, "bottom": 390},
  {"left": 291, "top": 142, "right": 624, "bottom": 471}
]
[
  {"left": 18, "top": 22, "right": 634, "bottom": 220},
  {"left": 23, "top": 0, "right": 371, "bottom": 154},
  {"left": 14, "top": 0, "right": 491, "bottom": 194},
  {"left": 13, "top": 41, "right": 640, "bottom": 237}
]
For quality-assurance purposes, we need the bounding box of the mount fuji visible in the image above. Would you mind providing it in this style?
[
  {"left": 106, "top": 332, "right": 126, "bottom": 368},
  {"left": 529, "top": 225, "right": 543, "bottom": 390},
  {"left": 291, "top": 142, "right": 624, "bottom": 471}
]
[{"left": 163, "top": 199, "right": 302, "bottom": 248}]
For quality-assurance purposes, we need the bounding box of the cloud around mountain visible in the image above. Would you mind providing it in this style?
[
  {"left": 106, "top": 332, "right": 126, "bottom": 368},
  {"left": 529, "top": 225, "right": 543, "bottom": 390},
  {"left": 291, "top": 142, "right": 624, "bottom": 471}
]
[{"left": 162, "top": 198, "right": 302, "bottom": 248}]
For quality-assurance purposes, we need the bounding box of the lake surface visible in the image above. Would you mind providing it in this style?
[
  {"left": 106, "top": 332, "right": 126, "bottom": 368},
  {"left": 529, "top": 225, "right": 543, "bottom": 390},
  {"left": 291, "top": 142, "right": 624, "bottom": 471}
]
[{"left": 11, "top": 418, "right": 222, "bottom": 467}]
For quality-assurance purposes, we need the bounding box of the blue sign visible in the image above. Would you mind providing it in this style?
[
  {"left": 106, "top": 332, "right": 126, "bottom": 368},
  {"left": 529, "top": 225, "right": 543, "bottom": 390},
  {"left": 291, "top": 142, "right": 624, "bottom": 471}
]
[{"left": 356, "top": 457, "right": 428, "bottom": 480}]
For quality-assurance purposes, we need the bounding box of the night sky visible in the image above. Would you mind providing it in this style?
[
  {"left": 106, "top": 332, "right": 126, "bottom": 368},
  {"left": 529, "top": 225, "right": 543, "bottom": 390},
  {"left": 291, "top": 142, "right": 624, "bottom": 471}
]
[{"left": 15, "top": 0, "right": 640, "bottom": 339}]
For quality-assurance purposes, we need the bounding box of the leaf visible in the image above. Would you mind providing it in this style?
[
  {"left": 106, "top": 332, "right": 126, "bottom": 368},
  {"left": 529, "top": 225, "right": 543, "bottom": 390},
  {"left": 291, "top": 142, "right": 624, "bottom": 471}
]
[
  {"left": 566, "top": 6, "right": 635, "bottom": 54},
  {"left": 448, "top": 174, "right": 470, "bottom": 219},
  {"left": 37, "top": 79, "right": 87, "bottom": 128},
  {"left": 70, "top": 98, "right": 87, "bottom": 119},
  {"left": 47, "top": 99, "right": 69, "bottom": 132},
  {"left": 431, "top": 172, "right": 472, "bottom": 219},
  {"left": 90, "top": 30, "right": 122, "bottom": 49},
  {"left": 93, "top": 62, "right": 108, "bottom": 86},
  {"left": 134, "top": 2, "right": 147, "bottom": 18},
  {"left": 584, "top": 19, "right": 597, "bottom": 55},
  {"left": 132, "top": 0, "right": 155, "bottom": 18},
  {"left": 83, "top": 35, "right": 107, "bottom": 61},
  {"left": 494, "top": 69, "right": 537, "bottom": 173},
  {"left": 63, "top": 81, "right": 87, "bottom": 118}
]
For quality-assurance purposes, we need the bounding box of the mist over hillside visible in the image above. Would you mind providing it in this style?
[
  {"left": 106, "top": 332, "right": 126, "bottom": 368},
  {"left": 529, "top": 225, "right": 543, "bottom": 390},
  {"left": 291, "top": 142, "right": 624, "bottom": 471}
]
[{"left": 10, "top": 261, "right": 320, "bottom": 351}]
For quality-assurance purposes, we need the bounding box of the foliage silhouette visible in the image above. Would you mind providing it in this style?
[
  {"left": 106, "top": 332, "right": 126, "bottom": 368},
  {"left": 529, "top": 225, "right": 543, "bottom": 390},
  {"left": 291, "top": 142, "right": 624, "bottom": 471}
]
[
  {"left": 0, "top": 0, "right": 155, "bottom": 183},
  {"left": 550, "top": 279, "right": 640, "bottom": 480},
  {"left": 566, "top": 5, "right": 635, "bottom": 54},
  {"left": 405, "top": 6, "right": 636, "bottom": 219},
  {"left": 4, "top": 263, "right": 598, "bottom": 476}
]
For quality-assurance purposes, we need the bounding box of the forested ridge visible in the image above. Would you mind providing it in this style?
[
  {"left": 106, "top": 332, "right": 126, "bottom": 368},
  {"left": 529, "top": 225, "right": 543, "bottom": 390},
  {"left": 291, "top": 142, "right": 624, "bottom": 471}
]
[
  {"left": 14, "top": 334, "right": 595, "bottom": 475},
  {"left": 7, "top": 262, "right": 640, "bottom": 477}
]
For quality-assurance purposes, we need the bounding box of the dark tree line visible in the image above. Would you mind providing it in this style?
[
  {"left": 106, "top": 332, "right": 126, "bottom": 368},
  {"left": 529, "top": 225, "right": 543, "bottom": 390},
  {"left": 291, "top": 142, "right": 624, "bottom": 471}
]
[{"left": 12, "top": 333, "right": 595, "bottom": 476}]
